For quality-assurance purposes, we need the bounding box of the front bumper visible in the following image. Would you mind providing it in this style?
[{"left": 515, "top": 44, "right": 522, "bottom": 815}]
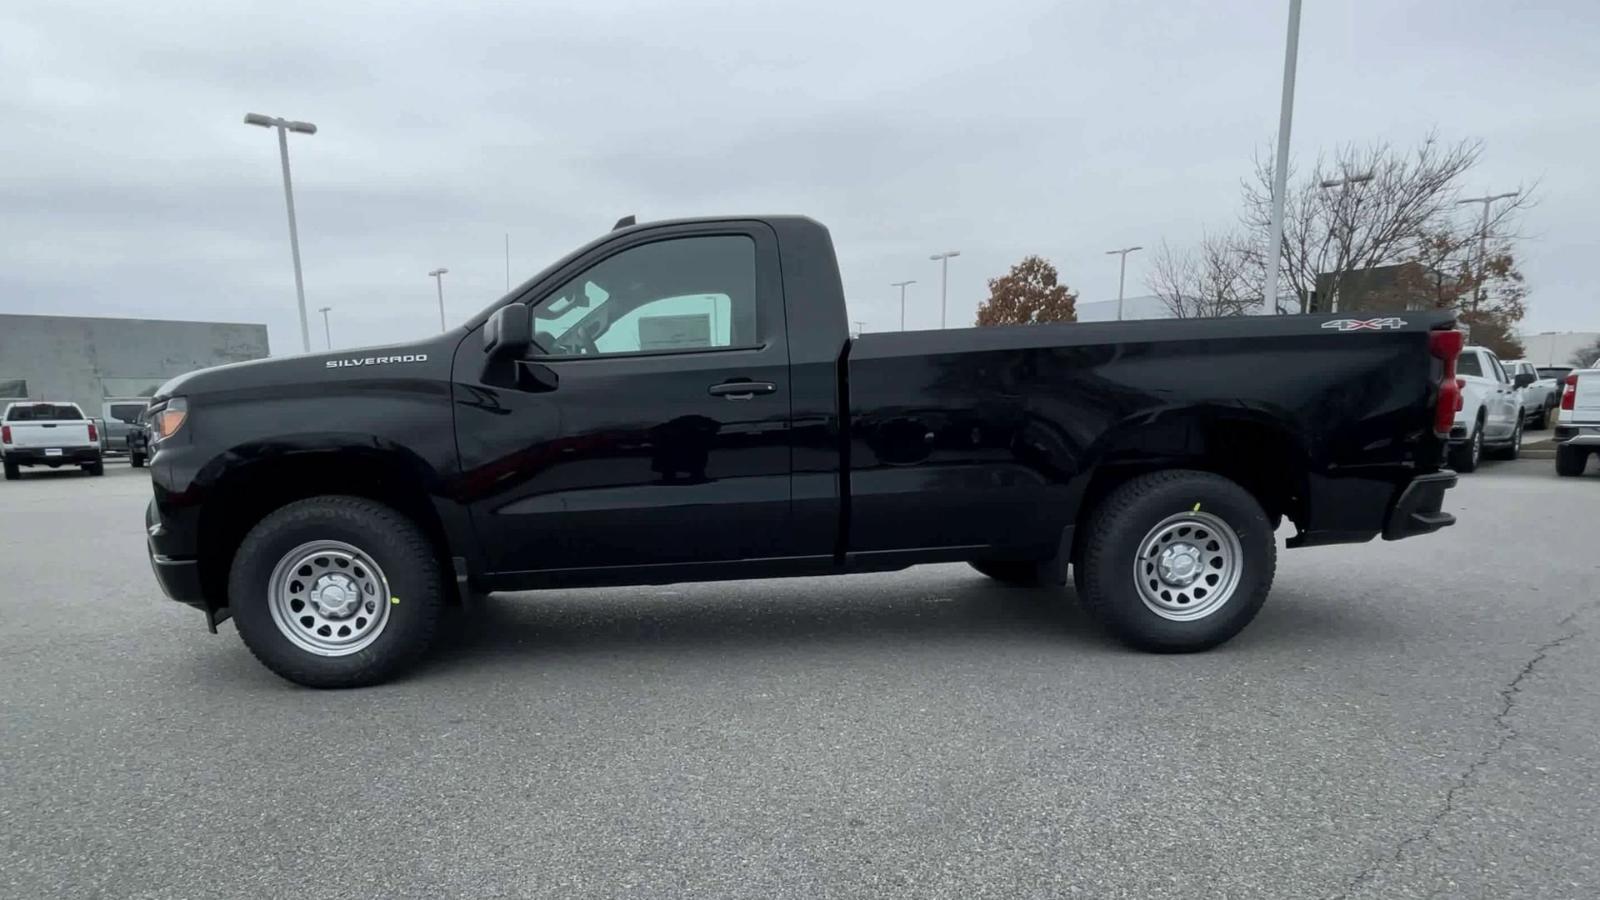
[
  {"left": 1382, "top": 471, "right": 1457, "bottom": 541},
  {"left": 146, "top": 498, "right": 211, "bottom": 615},
  {"left": 4, "top": 446, "right": 101, "bottom": 465},
  {"left": 1554, "top": 424, "right": 1600, "bottom": 447}
]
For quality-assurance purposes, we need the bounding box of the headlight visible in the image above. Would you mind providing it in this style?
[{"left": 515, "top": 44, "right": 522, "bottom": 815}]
[{"left": 150, "top": 397, "right": 188, "bottom": 443}]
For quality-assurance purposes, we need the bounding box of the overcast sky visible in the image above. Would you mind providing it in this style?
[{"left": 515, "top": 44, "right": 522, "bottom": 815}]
[{"left": 3, "top": 0, "right": 1595, "bottom": 354}]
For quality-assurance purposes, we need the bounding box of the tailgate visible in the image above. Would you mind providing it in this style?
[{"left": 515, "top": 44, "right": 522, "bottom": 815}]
[
  {"left": 1572, "top": 371, "right": 1600, "bottom": 423},
  {"left": 7, "top": 422, "right": 95, "bottom": 449}
]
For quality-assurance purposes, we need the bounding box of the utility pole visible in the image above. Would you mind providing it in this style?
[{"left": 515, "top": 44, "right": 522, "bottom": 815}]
[
  {"left": 1104, "top": 246, "right": 1143, "bottom": 321},
  {"left": 243, "top": 112, "right": 318, "bottom": 352},
  {"left": 891, "top": 280, "right": 916, "bottom": 330},
  {"left": 1457, "top": 192, "right": 1519, "bottom": 310},
  {"left": 318, "top": 306, "right": 332, "bottom": 350},
  {"left": 429, "top": 268, "right": 449, "bottom": 331},
  {"left": 1261, "top": 0, "right": 1303, "bottom": 315},
  {"left": 929, "top": 251, "right": 960, "bottom": 328}
]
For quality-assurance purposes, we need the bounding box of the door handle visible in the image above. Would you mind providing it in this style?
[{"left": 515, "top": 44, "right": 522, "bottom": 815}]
[{"left": 708, "top": 380, "right": 776, "bottom": 399}]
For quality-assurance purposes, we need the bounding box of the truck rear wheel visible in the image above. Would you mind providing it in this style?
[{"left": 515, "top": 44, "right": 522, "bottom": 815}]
[
  {"left": 1555, "top": 445, "right": 1589, "bottom": 477},
  {"left": 3, "top": 460, "right": 17, "bottom": 481},
  {"left": 229, "top": 496, "right": 445, "bottom": 688},
  {"left": 1077, "top": 470, "right": 1276, "bottom": 653}
]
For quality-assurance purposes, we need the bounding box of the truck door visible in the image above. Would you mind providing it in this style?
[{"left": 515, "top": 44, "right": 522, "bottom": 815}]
[
  {"left": 1484, "top": 353, "right": 1516, "bottom": 439},
  {"left": 452, "top": 224, "right": 794, "bottom": 574}
]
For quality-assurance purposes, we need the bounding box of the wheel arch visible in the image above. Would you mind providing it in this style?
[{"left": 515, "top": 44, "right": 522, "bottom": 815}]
[
  {"left": 193, "top": 438, "right": 461, "bottom": 610},
  {"left": 1069, "top": 407, "right": 1310, "bottom": 560}
]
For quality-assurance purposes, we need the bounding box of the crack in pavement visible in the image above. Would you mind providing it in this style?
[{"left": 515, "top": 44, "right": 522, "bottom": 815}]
[{"left": 1322, "top": 602, "right": 1599, "bottom": 900}]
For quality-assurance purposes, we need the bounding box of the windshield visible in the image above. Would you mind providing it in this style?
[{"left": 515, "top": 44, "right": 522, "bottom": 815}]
[{"left": 4, "top": 404, "right": 82, "bottom": 421}]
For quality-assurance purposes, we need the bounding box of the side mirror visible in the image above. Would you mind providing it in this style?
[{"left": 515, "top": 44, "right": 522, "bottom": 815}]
[
  {"left": 1514, "top": 372, "right": 1535, "bottom": 389},
  {"left": 483, "top": 304, "right": 531, "bottom": 359}
]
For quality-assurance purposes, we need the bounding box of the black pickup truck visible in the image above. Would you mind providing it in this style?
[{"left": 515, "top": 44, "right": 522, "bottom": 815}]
[{"left": 145, "top": 215, "right": 1463, "bottom": 687}]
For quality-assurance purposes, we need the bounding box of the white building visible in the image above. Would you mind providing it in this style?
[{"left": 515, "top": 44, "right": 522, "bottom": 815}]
[{"left": 1518, "top": 331, "right": 1600, "bottom": 367}]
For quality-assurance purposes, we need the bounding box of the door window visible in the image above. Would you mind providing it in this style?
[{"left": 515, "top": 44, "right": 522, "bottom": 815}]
[
  {"left": 530, "top": 236, "right": 758, "bottom": 357},
  {"left": 1487, "top": 355, "right": 1508, "bottom": 384},
  {"left": 1457, "top": 352, "right": 1483, "bottom": 378}
]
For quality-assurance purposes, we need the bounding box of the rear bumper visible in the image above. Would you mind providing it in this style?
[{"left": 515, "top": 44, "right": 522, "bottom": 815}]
[
  {"left": 3, "top": 446, "right": 101, "bottom": 465},
  {"left": 1553, "top": 424, "right": 1600, "bottom": 447},
  {"left": 1382, "top": 471, "right": 1457, "bottom": 541}
]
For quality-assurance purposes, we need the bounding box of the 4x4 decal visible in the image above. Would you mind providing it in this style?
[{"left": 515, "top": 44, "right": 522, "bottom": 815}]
[{"left": 1321, "top": 317, "right": 1407, "bottom": 332}]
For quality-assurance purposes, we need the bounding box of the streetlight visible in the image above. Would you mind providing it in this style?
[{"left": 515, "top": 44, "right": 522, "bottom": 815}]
[
  {"left": 929, "top": 251, "right": 960, "bottom": 328},
  {"left": 1318, "top": 172, "right": 1374, "bottom": 312},
  {"left": 428, "top": 268, "right": 449, "bottom": 332},
  {"left": 243, "top": 112, "right": 318, "bottom": 353},
  {"left": 1261, "top": 0, "right": 1303, "bottom": 315},
  {"left": 318, "top": 306, "right": 333, "bottom": 350},
  {"left": 1457, "top": 191, "right": 1520, "bottom": 308},
  {"left": 1104, "top": 246, "right": 1143, "bottom": 321},
  {"left": 891, "top": 280, "right": 916, "bottom": 331}
]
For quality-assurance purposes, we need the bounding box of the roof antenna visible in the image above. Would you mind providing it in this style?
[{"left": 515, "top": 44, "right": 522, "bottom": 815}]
[{"left": 612, "top": 215, "right": 636, "bottom": 231}]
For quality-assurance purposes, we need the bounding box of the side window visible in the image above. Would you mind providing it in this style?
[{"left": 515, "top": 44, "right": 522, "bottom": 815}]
[
  {"left": 1487, "top": 355, "right": 1508, "bottom": 384},
  {"left": 1457, "top": 351, "right": 1483, "bottom": 378},
  {"left": 530, "top": 235, "right": 758, "bottom": 357}
]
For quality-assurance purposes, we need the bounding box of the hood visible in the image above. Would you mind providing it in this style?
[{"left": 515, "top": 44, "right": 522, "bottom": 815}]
[{"left": 152, "top": 333, "right": 459, "bottom": 401}]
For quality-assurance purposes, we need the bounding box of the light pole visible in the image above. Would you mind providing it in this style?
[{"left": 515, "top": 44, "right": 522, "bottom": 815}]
[
  {"left": 1457, "top": 192, "right": 1519, "bottom": 309},
  {"left": 1318, "top": 172, "right": 1374, "bottom": 312},
  {"left": 429, "top": 268, "right": 449, "bottom": 331},
  {"left": 929, "top": 251, "right": 960, "bottom": 328},
  {"left": 318, "top": 306, "right": 333, "bottom": 350},
  {"left": 243, "top": 112, "right": 318, "bottom": 353},
  {"left": 1105, "top": 246, "right": 1143, "bottom": 321},
  {"left": 891, "top": 280, "right": 916, "bottom": 330},
  {"left": 1261, "top": 0, "right": 1303, "bottom": 315}
]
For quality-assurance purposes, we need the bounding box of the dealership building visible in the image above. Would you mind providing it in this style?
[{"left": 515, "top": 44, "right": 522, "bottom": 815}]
[{"left": 0, "top": 313, "right": 270, "bottom": 419}]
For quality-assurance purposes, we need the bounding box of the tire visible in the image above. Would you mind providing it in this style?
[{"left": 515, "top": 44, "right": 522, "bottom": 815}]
[
  {"left": 1555, "top": 446, "right": 1588, "bottom": 477},
  {"left": 969, "top": 560, "right": 1045, "bottom": 586},
  {"left": 83, "top": 461, "right": 105, "bottom": 476},
  {"left": 1077, "top": 470, "right": 1276, "bottom": 653},
  {"left": 1530, "top": 407, "right": 1547, "bottom": 430},
  {"left": 1449, "top": 421, "right": 1483, "bottom": 472},
  {"left": 3, "top": 459, "right": 17, "bottom": 481},
  {"left": 229, "top": 496, "right": 445, "bottom": 688},
  {"left": 1489, "top": 416, "right": 1522, "bottom": 460},
  {"left": 130, "top": 453, "right": 145, "bottom": 468}
]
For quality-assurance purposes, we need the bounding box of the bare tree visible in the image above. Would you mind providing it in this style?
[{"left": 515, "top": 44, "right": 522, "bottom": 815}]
[
  {"left": 1147, "top": 234, "right": 1258, "bottom": 318},
  {"left": 1571, "top": 335, "right": 1600, "bottom": 368},
  {"left": 1240, "top": 133, "right": 1534, "bottom": 314}
]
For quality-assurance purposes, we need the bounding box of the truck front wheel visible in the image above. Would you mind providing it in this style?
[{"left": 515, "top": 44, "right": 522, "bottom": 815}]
[
  {"left": 1077, "top": 470, "right": 1276, "bottom": 653},
  {"left": 229, "top": 496, "right": 445, "bottom": 688}
]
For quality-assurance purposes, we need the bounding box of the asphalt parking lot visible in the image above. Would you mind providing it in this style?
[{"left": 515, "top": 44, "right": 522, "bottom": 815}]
[{"left": 3, "top": 456, "right": 1597, "bottom": 899}]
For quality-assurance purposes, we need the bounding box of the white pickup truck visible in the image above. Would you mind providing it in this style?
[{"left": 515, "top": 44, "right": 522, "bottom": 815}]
[
  {"left": 1447, "top": 345, "right": 1532, "bottom": 471},
  {"left": 1554, "top": 367, "right": 1600, "bottom": 477},
  {"left": 1, "top": 402, "right": 105, "bottom": 480}
]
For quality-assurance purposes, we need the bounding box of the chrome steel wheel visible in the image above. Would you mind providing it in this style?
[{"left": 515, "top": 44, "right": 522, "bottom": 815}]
[
  {"left": 1132, "top": 511, "right": 1243, "bottom": 622},
  {"left": 267, "top": 540, "right": 391, "bottom": 657}
]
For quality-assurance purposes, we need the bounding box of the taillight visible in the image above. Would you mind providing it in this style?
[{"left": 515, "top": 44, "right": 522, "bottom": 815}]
[
  {"left": 1561, "top": 374, "right": 1578, "bottom": 411},
  {"left": 1429, "top": 329, "right": 1465, "bottom": 434},
  {"left": 87, "top": 422, "right": 98, "bottom": 443},
  {"left": 0, "top": 425, "right": 9, "bottom": 444}
]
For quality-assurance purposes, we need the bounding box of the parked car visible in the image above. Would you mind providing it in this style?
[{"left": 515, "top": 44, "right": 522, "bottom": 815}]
[
  {"left": 1554, "top": 367, "right": 1600, "bottom": 476},
  {"left": 1500, "top": 359, "right": 1558, "bottom": 428},
  {"left": 142, "top": 214, "right": 1463, "bottom": 688},
  {"left": 126, "top": 409, "right": 151, "bottom": 468},
  {"left": 1447, "top": 345, "right": 1531, "bottom": 471},
  {"left": 1, "top": 401, "right": 104, "bottom": 479},
  {"left": 1538, "top": 366, "right": 1573, "bottom": 391},
  {"left": 102, "top": 400, "right": 150, "bottom": 458}
]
